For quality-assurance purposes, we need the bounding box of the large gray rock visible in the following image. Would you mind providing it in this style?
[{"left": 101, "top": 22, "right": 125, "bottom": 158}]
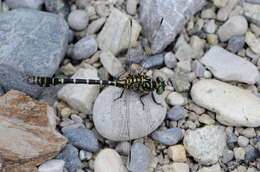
[
  {"left": 139, "top": 0, "right": 205, "bottom": 54},
  {"left": 0, "top": 9, "right": 68, "bottom": 77},
  {"left": 191, "top": 79, "right": 260, "bottom": 127},
  {"left": 184, "top": 125, "right": 226, "bottom": 165},
  {"left": 200, "top": 46, "right": 259, "bottom": 84},
  {"left": 93, "top": 87, "right": 167, "bottom": 141}
]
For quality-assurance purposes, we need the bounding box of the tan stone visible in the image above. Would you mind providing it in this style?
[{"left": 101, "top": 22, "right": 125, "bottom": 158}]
[
  {"left": 0, "top": 90, "right": 67, "bottom": 171},
  {"left": 167, "top": 145, "right": 187, "bottom": 163}
]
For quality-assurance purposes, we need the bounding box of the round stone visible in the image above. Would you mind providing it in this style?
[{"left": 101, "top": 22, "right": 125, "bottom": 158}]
[
  {"left": 68, "top": 10, "right": 88, "bottom": 31},
  {"left": 93, "top": 87, "right": 167, "bottom": 141}
]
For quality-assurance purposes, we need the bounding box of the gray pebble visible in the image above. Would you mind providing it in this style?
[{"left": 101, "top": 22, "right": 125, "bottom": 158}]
[
  {"left": 79, "top": 150, "right": 92, "bottom": 161},
  {"left": 245, "top": 148, "right": 259, "bottom": 164},
  {"left": 68, "top": 29, "right": 74, "bottom": 43},
  {"left": 61, "top": 123, "right": 85, "bottom": 133},
  {"left": 164, "top": 52, "right": 177, "bottom": 69},
  {"left": 68, "top": 10, "right": 88, "bottom": 31},
  {"left": 38, "top": 159, "right": 65, "bottom": 172},
  {"left": 45, "top": 0, "right": 70, "bottom": 18},
  {"left": 5, "top": 0, "right": 44, "bottom": 10},
  {"left": 87, "top": 17, "right": 106, "bottom": 35},
  {"left": 227, "top": 132, "right": 238, "bottom": 149},
  {"left": 141, "top": 54, "right": 164, "bottom": 69},
  {"left": 167, "top": 105, "right": 185, "bottom": 121},
  {"left": 169, "top": 72, "right": 191, "bottom": 92},
  {"left": 237, "top": 136, "right": 249, "bottom": 147},
  {"left": 71, "top": 35, "right": 98, "bottom": 60},
  {"left": 71, "top": 114, "right": 83, "bottom": 123},
  {"left": 222, "top": 149, "right": 234, "bottom": 163},
  {"left": 56, "top": 144, "right": 84, "bottom": 172},
  {"left": 151, "top": 128, "right": 183, "bottom": 146},
  {"left": 63, "top": 128, "right": 99, "bottom": 152},
  {"left": 127, "top": 142, "right": 152, "bottom": 172},
  {"left": 191, "top": 60, "right": 206, "bottom": 78},
  {"left": 227, "top": 36, "right": 245, "bottom": 53},
  {"left": 76, "top": 0, "right": 92, "bottom": 9},
  {"left": 115, "top": 141, "right": 131, "bottom": 155},
  {"left": 126, "top": 0, "right": 138, "bottom": 15}
]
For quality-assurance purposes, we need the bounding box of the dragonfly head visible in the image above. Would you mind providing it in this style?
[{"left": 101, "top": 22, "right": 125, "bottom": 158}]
[{"left": 155, "top": 76, "right": 166, "bottom": 95}]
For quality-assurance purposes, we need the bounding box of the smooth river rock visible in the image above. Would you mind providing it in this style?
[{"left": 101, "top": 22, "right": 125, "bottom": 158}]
[
  {"left": 93, "top": 86, "right": 167, "bottom": 141},
  {"left": 200, "top": 46, "right": 259, "bottom": 84},
  {"left": 191, "top": 79, "right": 260, "bottom": 127}
]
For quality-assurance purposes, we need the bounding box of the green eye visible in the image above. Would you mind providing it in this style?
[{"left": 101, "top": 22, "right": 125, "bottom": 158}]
[{"left": 156, "top": 86, "right": 164, "bottom": 95}]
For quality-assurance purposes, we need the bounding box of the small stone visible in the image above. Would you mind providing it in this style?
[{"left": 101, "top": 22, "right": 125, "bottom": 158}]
[
  {"left": 126, "top": 0, "right": 138, "bottom": 15},
  {"left": 79, "top": 150, "right": 92, "bottom": 161},
  {"left": 162, "top": 163, "right": 189, "bottom": 172},
  {"left": 45, "top": 0, "right": 70, "bottom": 18},
  {"left": 115, "top": 141, "right": 131, "bottom": 155},
  {"left": 71, "top": 35, "right": 98, "bottom": 60},
  {"left": 191, "top": 60, "right": 205, "bottom": 78},
  {"left": 227, "top": 132, "right": 238, "bottom": 149},
  {"left": 56, "top": 144, "right": 85, "bottom": 172},
  {"left": 60, "top": 107, "right": 73, "bottom": 118},
  {"left": 94, "top": 149, "right": 128, "bottom": 172},
  {"left": 227, "top": 35, "right": 245, "bottom": 53},
  {"left": 167, "top": 105, "right": 185, "bottom": 121},
  {"left": 166, "top": 92, "right": 186, "bottom": 106},
  {"left": 100, "top": 50, "right": 125, "bottom": 77},
  {"left": 87, "top": 17, "right": 106, "bottom": 35},
  {"left": 95, "top": 3, "right": 110, "bottom": 17},
  {"left": 240, "top": 128, "right": 256, "bottom": 138},
  {"left": 68, "top": 10, "right": 88, "bottom": 31},
  {"left": 177, "top": 60, "right": 192, "bottom": 73},
  {"left": 207, "top": 34, "right": 219, "bottom": 45},
  {"left": 141, "top": 54, "right": 164, "bottom": 69},
  {"left": 216, "top": 0, "right": 239, "bottom": 21},
  {"left": 237, "top": 136, "right": 249, "bottom": 147},
  {"left": 191, "top": 79, "right": 260, "bottom": 127},
  {"left": 167, "top": 145, "right": 187, "bottom": 162},
  {"left": 245, "top": 31, "right": 260, "bottom": 55},
  {"left": 169, "top": 72, "right": 191, "bottom": 92},
  {"left": 201, "top": 9, "right": 216, "bottom": 19},
  {"left": 184, "top": 125, "right": 226, "bottom": 165},
  {"left": 198, "top": 114, "right": 215, "bottom": 125},
  {"left": 97, "top": 8, "right": 141, "bottom": 55},
  {"left": 5, "top": 0, "right": 44, "bottom": 10},
  {"left": 190, "top": 35, "right": 205, "bottom": 59},
  {"left": 245, "top": 148, "right": 260, "bottom": 164},
  {"left": 151, "top": 128, "right": 183, "bottom": 146},
  {"left": 175, "top": 40, "right": 193, "bottom": 61},
  {"left": 164, "top": 52, "right": 177, "bottom": 69},
  {"left": 200, "top": 46, "right": 259, "bottom": 84},
  {"left": 250, "top": 23, "right": 260, "bottom": 36},
  {"left": 127, "top": 142, "right": 152, "bottom": 172},
  {"left": 217, "top": 15, "right": 248, "bottom": 42},
  {"left": 222, "top": 149, "right": 234, "bottom": 163},
  {"left": 204, "top": 20, "right": 217, "bottom": 34},
  {"left": 243, "top": 2, "right": 260, "bottom": 27},
  {"left": 76, "top": 0, "right": 92, "bottom": 9},
  {"left": 234, "top": 147, "right": 245, "bottom": 161},
  {"left": 71, "top": 114, "right": 83, "bottom": 123},
  {"left": 57, "top": 67, "right": 100, "bottom": 114},
  {"left": 38, "top": 160, "right": 65, "bottom": 172},
  {"left": 213, "top": 0, "right": 228, "bottom": 8}
]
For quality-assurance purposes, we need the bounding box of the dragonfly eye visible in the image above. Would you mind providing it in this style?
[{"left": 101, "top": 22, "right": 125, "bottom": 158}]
[{"left": 156, "top": 86, "right": 164, "bottom": 95}]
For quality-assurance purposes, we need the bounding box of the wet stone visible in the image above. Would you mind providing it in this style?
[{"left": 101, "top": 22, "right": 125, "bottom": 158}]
[
  {"left": 71, "top": 35, "right": 98, "bottom": 61},
  {"left": 167, "top": 105, "right": 185, "bottom": 121},
  {"left": 63, "top": 128, "right": 99, "bottom": 152},
  {"left": 56, "top": 144, "right": 84, "bottom": 172},
  {"left": 5, "top": 0, "right": 44, "bottom": 10},
  {"left": 151, "top": 128, "right": 183, "bottom": 146},
  {"left": 127, "top": 142, "right": 152, "bottom": 172},
  {"left": 45, "top": 0, "right": 70, "bottom": 18},
  {"left": 227, "top": 36, "right": 245, "bottom": 53}
]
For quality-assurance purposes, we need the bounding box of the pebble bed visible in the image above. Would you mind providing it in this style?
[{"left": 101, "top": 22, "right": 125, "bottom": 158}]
[{"left": 0, "top": 0, "right": 260, "bottom": 172}]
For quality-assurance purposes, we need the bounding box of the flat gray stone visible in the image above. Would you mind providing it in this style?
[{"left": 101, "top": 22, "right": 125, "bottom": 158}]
[
  {"left": 139, "top": 0, "right": 205, "bottom": 54},
  {"left": 191, "top": 79, "right": 260, "bottom": 127},
  {"left": 0, "top": 9, "right": 68, "bottom": 77},
  {"left": 183, "top": 125, "right": 226, "bottom": 165},
  {"left": 200, "top": 46, "right": 259, "bottom": 84},
  {"left": 93, "top": 87, "right": 167, "bottom": 141}
]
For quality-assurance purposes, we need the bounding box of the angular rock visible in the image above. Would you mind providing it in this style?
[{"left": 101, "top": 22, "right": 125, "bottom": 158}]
[
  {"left": 93, "top": 87, "right": 167, "bottom": 141},
  {"left": 97, "top": 8, "right": 141, "bottom": 55},
  {"left": 183, "top": 125, "right": 226, "bottom": 165},
  {"left": 57, "top": 66, "right": 99, "bottom": 114},
  {"left": 243, "top": 2, "right": 260, "bottom": 27},
  {"left": 191, "top": 79, "right": 260, "bottom": 127},
  {"left": 56, "top": 144, "right": 84, "bottom": 172},
  {"left": 100, "top": 50, "right": 125, "bottom": 77},
  {"left": 94, "top": 149, "right": 128, "bottom": 172},
  {"left": 5, "top": 0, "right": 44, "bottom": 10},
  {"left": 200, "top": 46, "right": 259, "bottom": 84},
  {"left": 0, "top": 9, "right": 68, "bottom": 76},
  {"left": 127, "top": 142, "right": 152, "bottom": 172},
  {"left": 71, "top": 35, "right": 98, "bottom": 60},
  {"left": 139, "top": 0, "right": 205, "bottom": 54},
  {"left": 0, "top": 90, "right": 67, "bottom": 171},
  {"left": 63, "top": 128, "right": 99, "bottom": 152},
  {"left": 167, "top": 145, "right": 187, "bottom": 163}
]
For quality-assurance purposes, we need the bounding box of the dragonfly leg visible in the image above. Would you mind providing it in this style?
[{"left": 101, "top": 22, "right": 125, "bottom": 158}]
[
  {"left": 114, "top": 88, "right": 125, "bottom": 101},
  {"left": 151, "top": 92, "right": 163, "bottom": 107}
]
